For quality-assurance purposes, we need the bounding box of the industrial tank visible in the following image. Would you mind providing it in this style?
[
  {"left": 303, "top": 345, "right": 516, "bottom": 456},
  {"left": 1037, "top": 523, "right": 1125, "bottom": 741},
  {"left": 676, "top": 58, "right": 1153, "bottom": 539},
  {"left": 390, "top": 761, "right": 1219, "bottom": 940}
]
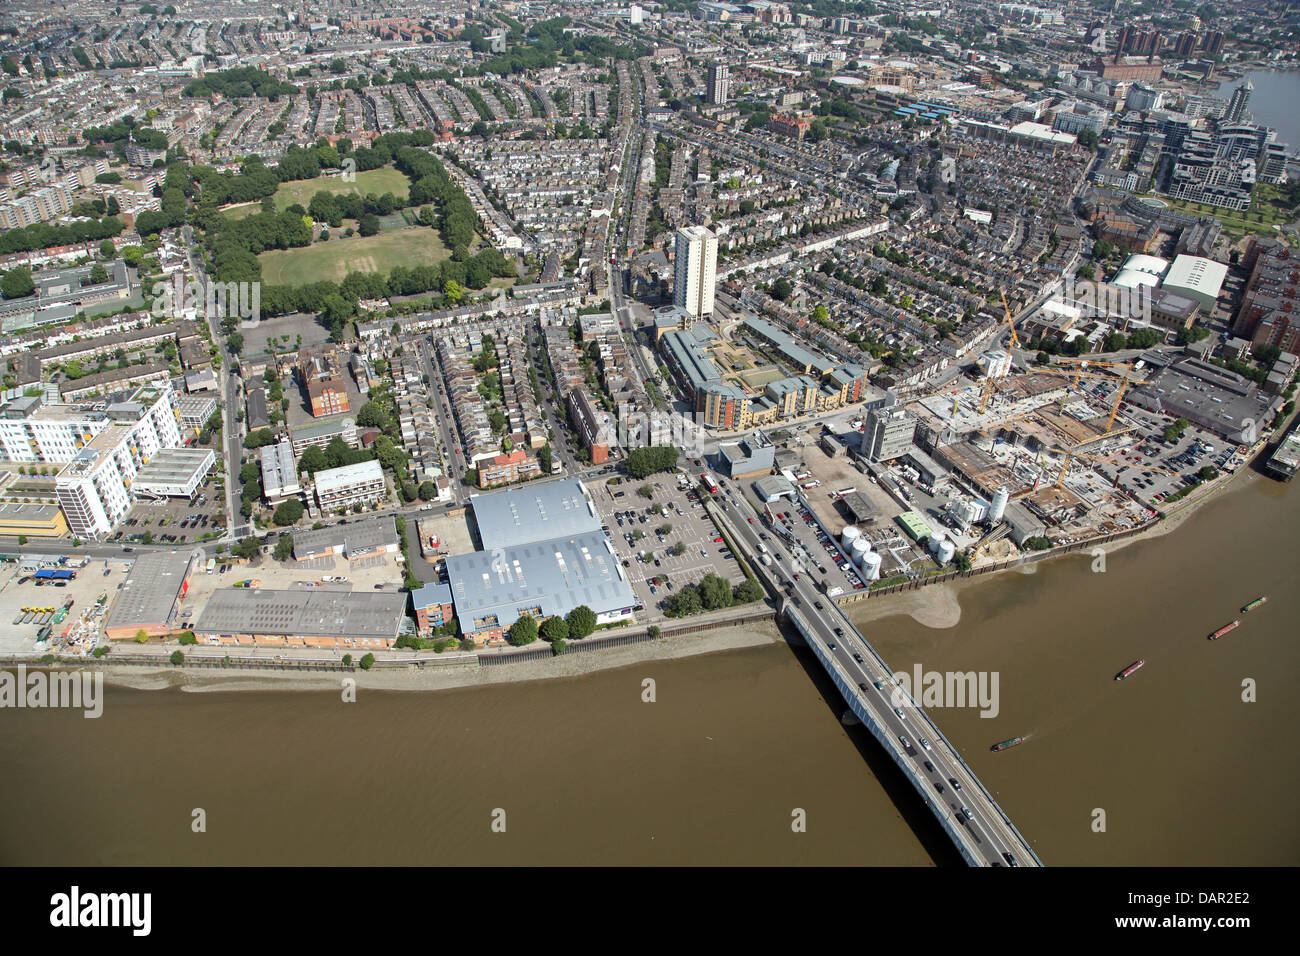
[
  {"left": 850, "top": 537, "right": 872, "bottom": 563},
  {"left": 928, "top": 531, "right": 944, "bottom": 555},
  {"left": 938, "top": 537, "right": 957, "bottom": 564},
  {"left": 861, "top": 550, "right": 883, "bottom": 580},
  {"left": 841, "top": 525, "right": 862, "bottom": 548},
  {"left": 989, "top": 486, "right": 1009, "bottom": 524}
]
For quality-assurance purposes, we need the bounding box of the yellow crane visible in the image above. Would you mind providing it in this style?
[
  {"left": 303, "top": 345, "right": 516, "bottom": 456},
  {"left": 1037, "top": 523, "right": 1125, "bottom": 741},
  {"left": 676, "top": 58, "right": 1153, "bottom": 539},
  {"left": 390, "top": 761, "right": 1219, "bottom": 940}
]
[
  {"left": 976, "top": 291, "right": 1023, "bottom": 414},
  {"left": 1033, "top": 358, "right": 1151, "bottom": 436}
]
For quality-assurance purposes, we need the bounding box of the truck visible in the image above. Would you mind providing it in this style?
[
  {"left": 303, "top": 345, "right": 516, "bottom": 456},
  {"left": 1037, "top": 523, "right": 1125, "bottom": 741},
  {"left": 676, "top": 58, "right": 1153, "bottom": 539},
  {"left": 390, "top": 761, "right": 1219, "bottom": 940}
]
[
  {"left": 206, "top": 558, "right": 216, "bottom": 574},
  {"left": 826, "top": 586, "right": 845, "bottom": 597},
  {"left": 760, "top": 554, "right": 773, "bottom": 566}
]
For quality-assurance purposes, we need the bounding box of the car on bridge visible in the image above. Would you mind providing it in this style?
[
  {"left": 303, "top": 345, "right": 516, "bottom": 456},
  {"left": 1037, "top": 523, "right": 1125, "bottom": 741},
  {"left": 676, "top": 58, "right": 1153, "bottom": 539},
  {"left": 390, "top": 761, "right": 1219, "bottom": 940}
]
[{"left": 949, "top": 778, "right": 962, "bottom": 791}]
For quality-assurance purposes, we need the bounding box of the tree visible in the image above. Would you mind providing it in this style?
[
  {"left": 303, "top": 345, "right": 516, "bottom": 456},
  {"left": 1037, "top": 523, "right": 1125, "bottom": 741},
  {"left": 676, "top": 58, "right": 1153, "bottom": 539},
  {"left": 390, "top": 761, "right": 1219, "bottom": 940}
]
[
  {"left": 88, "top": 262, "right": 108, "bottom": 285},
  {"left": 356, "top": 400, "right": 387, "bottom": 429},
  {"left": 227, "top": 331, "right": 244, "bottom": 355},
  {"left": 698, "top": 573, "right": 734, "bottom": 611},
  {"left": 418, "top": 480, "right": 436, "bottom": 500},
  {"left": 170, "top": 650, "right": 184, "bottom": 665},
  {"left": 359, "top": 653, "right": 375, "bottom": 670},
  {"left": 772, "top": 277, "right": 793, "bottom": 301},
  {"left": 540, "top": 616, "right": 569, "bottom": 643},
  {"left": 235, "top": 536, "right": 261, "bottom": 560},
  {"left": 566, "top": 605, "right": 597, "bottom": 639},
  {"left": 299, "top": 445, "right": 328, "bottom": 475},
  {"left": 538, "top": 443, "right": 552, "bottom": 474},
  {"left": 733, "top": 578, "right": 764, "bottom": 603},
  {"left": 358, "top": 212, "right": 380, "bottom": 236},
  {"left": 648, "top": 625, "right": 661, "bottom": 639},
  {"left": 508, "top": 614, "right": 538, "bottom": 646},
  {"left": 99, "top": 238, "right": 117, "bottom": 258},
  {"left": 637, "top": 484, "right": 654, "bottom": 499},
  {"left": 1, "top": 268, "right": 34, "bottom": 299},
  {"left": 273, "top": 534, "right": 294, "bottom": 560}
]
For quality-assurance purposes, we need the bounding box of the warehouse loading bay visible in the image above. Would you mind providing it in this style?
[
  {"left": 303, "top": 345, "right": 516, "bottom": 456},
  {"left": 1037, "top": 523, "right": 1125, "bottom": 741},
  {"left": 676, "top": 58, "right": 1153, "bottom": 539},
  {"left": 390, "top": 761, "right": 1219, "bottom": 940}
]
[{"left": 0, "top": 557, "right": 132, "bottom": 656}]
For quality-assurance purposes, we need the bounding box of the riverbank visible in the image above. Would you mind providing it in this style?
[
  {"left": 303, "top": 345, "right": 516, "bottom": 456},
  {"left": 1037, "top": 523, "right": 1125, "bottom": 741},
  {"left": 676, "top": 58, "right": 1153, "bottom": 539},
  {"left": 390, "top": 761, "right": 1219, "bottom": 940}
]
[
  {"left": 98, "top": 618, "right": 785, "bottom": 695},
  {"left": 848, "top": 455, "right": 1264, "bottom": 632}
]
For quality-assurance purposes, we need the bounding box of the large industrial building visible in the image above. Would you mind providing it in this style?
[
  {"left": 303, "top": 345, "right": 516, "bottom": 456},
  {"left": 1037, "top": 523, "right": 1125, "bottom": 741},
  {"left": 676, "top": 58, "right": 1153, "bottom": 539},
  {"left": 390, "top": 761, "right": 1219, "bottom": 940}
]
[
  {"left": 192, "top": 588, "right": 407, "bottom": 649},
  {"left": 1128, "top": 355, "right": 1282, "bottom": 439},
  {"left": 104, "top": 551, "right": 196, "bottom": 640},
  {"left": 445, "top": 479, "right": 636, "bottom": 644}
]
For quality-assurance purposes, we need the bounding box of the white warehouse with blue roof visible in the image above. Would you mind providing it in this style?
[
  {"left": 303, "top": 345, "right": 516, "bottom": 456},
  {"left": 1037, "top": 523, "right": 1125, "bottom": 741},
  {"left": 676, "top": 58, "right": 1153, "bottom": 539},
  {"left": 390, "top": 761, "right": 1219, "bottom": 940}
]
[{"left": 445, "top": 479, "right": 637, "bottom": 643}]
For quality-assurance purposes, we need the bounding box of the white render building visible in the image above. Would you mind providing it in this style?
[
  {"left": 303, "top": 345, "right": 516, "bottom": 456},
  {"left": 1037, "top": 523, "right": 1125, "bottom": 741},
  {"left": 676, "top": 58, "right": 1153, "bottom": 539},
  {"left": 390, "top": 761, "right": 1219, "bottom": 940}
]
[
  {"left": 674, "top": 225, "right": 718, "bottom": 322},
  {"left": 314, "top": 459, "right": 387, "bottom": 512},
  {"left": 23, "top": 384, "right": 186, "bottom": 539}
]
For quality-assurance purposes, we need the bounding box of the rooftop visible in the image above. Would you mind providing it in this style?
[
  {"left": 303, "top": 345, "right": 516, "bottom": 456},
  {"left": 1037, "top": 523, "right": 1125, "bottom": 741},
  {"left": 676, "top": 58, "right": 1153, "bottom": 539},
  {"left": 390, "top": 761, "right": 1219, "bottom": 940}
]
[
  {"left": 105, "top": 551, "right": 194, "bottom": 631},
  {"left": 470, "top": 477, "right": 600, "bottom": 550},
  {"left": 444, "top": 529, "right": 635, "bottom": 626},
  {"left": 193, "top": 588, "right": 407, "bottom": 640}
]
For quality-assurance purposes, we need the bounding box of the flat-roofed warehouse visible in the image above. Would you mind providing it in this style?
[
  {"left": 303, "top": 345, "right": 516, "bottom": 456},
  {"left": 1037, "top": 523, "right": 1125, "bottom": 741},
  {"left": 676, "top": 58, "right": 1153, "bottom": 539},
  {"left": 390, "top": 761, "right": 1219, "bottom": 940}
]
[
  {"left": 1128, "top": 356, "right": 1281, "bottom": 440},
  {"left": 104, "top": 551, "right": 196, "bottom": 640},
  {"left": 192, "top": 589, "right": 407, "bottom": 648},
  {"left": 470, "top": 478, "right": 601, "bottom": 550},
  {"left": 444, "top": 530, "right": 637, "bottom": 645}
]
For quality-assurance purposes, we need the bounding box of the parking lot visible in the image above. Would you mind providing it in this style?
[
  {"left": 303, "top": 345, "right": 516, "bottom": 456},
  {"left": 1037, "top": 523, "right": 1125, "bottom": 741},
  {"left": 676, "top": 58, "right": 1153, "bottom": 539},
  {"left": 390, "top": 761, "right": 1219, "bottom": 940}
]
[
  {"left": 1090, "top": 402, "right": 1241, "bottom": 506},
  {"left": 587, "top": 475, "right": 746, "bottom": 619},
  {"left": 115, "top": 475, "right": 225, "bottom": 545}
]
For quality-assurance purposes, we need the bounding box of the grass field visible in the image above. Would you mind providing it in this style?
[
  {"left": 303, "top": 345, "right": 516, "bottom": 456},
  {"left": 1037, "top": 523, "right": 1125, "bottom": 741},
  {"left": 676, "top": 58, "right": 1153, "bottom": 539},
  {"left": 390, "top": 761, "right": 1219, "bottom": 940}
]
[
  {"left": 259, "top": 227, "right": 451, "bottom": 286},
  {"left": 1144, "top": 187, "right": 1299, "bottom": 240},
  {"left": 219, "top": 167, "right": 411, "bottom": 220},
  {"left": 272, "top": 167, "right": 410, "bottom": 211}
]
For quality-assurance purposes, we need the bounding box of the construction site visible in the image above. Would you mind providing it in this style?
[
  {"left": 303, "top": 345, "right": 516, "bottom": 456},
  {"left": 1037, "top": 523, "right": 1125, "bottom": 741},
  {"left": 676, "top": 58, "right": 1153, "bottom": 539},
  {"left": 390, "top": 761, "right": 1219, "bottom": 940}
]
[{"left": 786, "top": 295, "right": 1246, "bottom": 584}]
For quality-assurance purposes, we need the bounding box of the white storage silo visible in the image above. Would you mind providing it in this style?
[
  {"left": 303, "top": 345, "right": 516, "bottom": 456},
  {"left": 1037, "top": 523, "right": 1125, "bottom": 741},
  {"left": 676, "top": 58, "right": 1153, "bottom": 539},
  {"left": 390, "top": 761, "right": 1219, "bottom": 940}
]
[
  {"left": 850, "top": 537, "right": 872, "bottom": 564},
  {"left": 841, "top": 525, "right": 862, "bottom": 549},
  {"left": 862, "top": 550, "right": 883, "bottom": 580},
  {"left": 989, "top": 486, "right": 1009, "bottom": 524},
  {"left": 938, "top": 537, "right": 957, "bottom": 564},
  {"left": 928, "top": 531, "right": 944, "bottom": 555}
]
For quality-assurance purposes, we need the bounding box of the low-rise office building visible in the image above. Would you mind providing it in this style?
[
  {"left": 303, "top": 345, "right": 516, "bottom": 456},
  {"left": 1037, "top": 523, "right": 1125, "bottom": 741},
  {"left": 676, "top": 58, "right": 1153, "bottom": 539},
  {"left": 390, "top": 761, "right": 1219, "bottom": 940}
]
[
  {"left": 314, "top": 459, "right": 387, "bottom": 512},
  {"left": 290, "top": 515, "right": 399, "bottom": 561}
]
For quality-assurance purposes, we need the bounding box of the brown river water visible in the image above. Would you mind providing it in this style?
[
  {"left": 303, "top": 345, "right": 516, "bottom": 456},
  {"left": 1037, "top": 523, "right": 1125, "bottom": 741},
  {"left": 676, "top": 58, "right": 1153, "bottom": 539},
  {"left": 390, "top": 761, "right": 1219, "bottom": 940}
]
[{"left": 1, "top": 471, "right": 1295, "bottom": 865}]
